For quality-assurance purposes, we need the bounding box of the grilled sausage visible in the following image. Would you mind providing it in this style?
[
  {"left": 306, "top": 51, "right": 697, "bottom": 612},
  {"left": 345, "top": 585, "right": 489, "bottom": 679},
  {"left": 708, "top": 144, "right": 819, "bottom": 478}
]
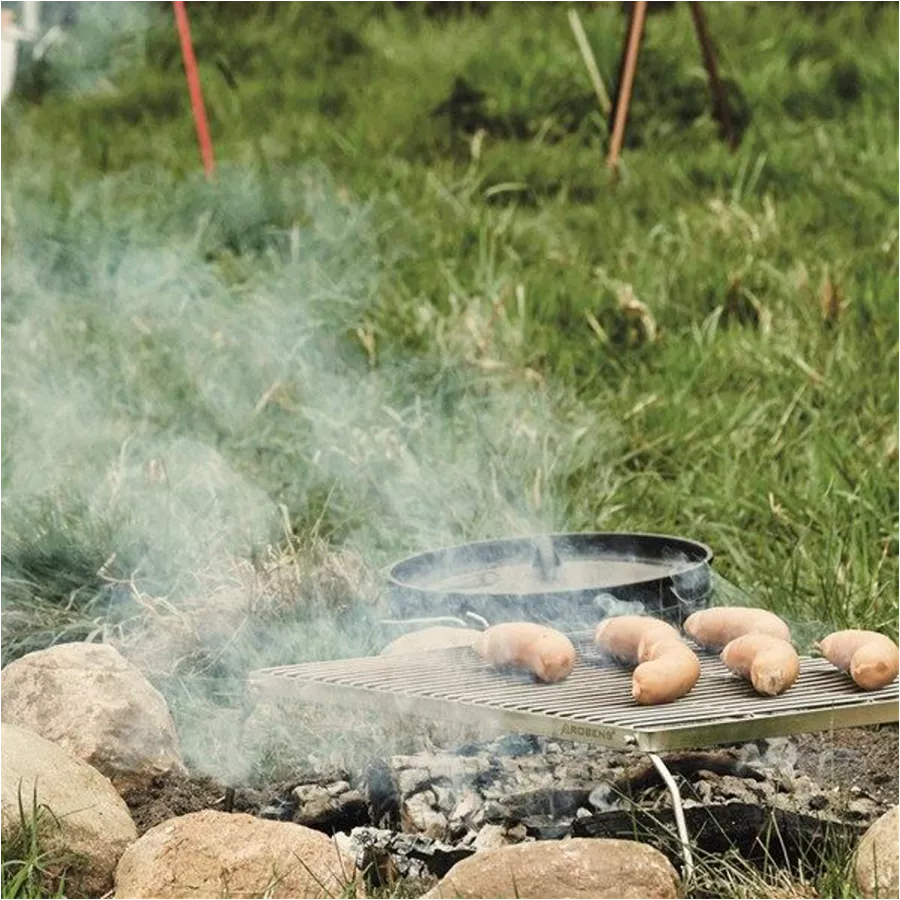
[
  {"left": 594, "top": 615, "right": 680, "bottom": 665},
  {"left": 380, "top": 626, "right": 480, "bottom": 656},
  {"left": 721, "top": 633, "right": 800, "bottom": 696},
  {"left": 683, "top": 607, "right": 791, "bottom": 651},
  {"left": 632, "top": 638, "right": 701, "bottom": 705},
  {"left": 816, "top": 629, "right": 893, "bottom": 669},
  {"left": 817, "top": 629, "right": 899, "bottom": 691},
  {"left": 476, "top": 622, "right": 576, "bottom": 683}
]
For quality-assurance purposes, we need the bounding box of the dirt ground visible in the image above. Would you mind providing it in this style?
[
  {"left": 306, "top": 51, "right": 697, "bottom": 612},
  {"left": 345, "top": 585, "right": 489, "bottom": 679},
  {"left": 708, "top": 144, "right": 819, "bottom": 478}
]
[
  {"left": 791, "top": 723, "right": 898, "bottom": 806},
  {"left": 122, "top": 772, "right": 268, "bottom": 835}
]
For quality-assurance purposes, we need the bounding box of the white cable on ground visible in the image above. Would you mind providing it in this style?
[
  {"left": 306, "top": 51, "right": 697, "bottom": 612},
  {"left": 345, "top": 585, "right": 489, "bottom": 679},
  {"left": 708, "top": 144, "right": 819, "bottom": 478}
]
[{"left": 649, "top": 752, "right": 696, "bottom": 884}]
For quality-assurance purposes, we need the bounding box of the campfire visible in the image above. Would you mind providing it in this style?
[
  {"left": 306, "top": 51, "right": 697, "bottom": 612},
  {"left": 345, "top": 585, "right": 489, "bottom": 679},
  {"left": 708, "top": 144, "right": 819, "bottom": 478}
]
[{"left": 245, "top": 532, "right": 899, "bottom": 888}]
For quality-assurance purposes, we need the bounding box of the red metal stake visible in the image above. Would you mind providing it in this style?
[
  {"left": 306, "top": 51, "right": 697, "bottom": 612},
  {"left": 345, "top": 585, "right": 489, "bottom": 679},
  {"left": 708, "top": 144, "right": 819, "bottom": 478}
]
[{"left": 173, "top": 0, "right": 215, "bottom": 179}]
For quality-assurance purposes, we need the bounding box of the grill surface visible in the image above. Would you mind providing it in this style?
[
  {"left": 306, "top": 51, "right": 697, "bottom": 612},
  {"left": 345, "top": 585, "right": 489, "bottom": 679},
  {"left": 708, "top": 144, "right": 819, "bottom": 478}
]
[{"left": 250, "top": 636, "right": 899, "bottom": 751}]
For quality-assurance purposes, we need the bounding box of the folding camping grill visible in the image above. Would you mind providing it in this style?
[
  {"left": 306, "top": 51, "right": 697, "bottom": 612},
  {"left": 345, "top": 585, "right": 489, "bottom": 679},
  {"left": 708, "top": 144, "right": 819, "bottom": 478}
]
[{"left": 250, "top": 634, "right": 899, "bottom": 879}]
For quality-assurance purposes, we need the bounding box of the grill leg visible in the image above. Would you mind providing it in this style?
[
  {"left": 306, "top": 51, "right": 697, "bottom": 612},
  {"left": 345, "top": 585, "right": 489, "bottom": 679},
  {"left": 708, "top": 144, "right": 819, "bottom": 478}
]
[{"left": 648, "top": 752, "right": 695, "bottom": 883}]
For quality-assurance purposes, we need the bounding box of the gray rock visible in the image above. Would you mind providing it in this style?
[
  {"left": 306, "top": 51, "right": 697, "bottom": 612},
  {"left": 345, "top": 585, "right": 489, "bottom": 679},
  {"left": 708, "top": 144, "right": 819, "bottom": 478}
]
[
  {"left": 589, "top": 784, "right": 627, "bottom": 813},
  {"left": 292, "top": 784, "right": 333, "bottom": 824},
  {"left": 506, "top": 823, "right": 527, "bottom": 842},
  {"left": 392, "top": 755, "right": 487, "bottom": 782},
  {"left": 1, "top": 642, "right": 184, "bottom": 793},
  {"left": 396, "top": 767, "right": 432, "bottom": 797},
  {"left": 291, "top": 783, "right": 368, "bottom": 831},
  {"left": 450, "top": 792, "right": 481, "bottom": 824},
  {"left": 472, "top": 823, "right": 509, "bottom": 850},
  {"left": 481, "top": 800, "right": 509, "bottom": 823},
  {"left": 114, "top": 811, "right": 356, "bottom": 899},
  {"left": 434, "top": 784, "right": 454, "bottom": 810},
  {"left": 2, "top": 723, "right": 137, "bottom": 898},
  {"left": 423, "top": 838, "right": 680, "bottom": 899},
  {"left": 855, "top": 806, "right": 899, "bottom": 898},
  {"left": 342, "top": 826, "right": 474, "bottom": 880},
  {"left": 847, "top": 798, "right": 881, "bottom": 820},
  {"left": 401, "top": 792, "right": 447, "bottom": 839}
]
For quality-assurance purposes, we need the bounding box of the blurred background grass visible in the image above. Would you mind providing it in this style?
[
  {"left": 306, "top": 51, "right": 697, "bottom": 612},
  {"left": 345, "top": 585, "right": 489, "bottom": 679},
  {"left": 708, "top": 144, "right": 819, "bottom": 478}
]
[{"left": 1, "top": 1, "right": 897, "bottom": 676}]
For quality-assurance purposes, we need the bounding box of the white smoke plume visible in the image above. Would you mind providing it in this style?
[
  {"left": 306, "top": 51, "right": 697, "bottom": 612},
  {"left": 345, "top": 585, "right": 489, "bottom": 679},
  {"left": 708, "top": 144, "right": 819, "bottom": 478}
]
[{"left": 2, "top": 154, "right": 623, "bottom": 780}]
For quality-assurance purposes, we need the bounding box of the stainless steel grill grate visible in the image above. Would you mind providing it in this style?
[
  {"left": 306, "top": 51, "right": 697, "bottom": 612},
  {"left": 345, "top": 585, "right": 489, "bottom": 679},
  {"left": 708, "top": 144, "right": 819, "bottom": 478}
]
[{"left": 250, "top": 636, "right": 899, "bottom": 751}]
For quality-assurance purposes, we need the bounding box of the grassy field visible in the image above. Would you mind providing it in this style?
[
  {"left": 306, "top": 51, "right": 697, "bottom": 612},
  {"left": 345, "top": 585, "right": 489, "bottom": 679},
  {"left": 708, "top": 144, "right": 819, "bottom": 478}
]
[{"left": 0, "top": 2, "right": 897, "bottom": 894}]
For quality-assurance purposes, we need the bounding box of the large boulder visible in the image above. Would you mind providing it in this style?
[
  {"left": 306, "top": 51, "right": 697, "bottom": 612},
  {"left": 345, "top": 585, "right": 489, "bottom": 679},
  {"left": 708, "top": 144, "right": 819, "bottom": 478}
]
[
  {"left": 114, "top": 810, "right": 358, "bottom": 899},
  {"left": 423, "top": 837, "right": 680, "bottom": 899},
  {"left": 855, "top": 806, "right": 899, "bottom": 898},
  {"left": 1, "top": 641, "right": 185, "bottom": 792},
  {"left": 1, "top": 723, "right": 138, "bottom": 898}
]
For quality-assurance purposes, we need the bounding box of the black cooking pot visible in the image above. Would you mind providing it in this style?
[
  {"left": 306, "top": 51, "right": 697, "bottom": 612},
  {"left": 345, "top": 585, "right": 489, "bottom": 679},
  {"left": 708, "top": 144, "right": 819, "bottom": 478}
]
[{"left": 387, "top": 532, "right": 714, "bottom": 629}]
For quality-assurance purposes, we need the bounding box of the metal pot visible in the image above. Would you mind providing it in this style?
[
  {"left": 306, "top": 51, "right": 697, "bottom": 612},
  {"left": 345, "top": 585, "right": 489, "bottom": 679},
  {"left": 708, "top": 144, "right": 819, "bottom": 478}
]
[{"left": 387, "top": 532, "right": 714, "bottom": 629}]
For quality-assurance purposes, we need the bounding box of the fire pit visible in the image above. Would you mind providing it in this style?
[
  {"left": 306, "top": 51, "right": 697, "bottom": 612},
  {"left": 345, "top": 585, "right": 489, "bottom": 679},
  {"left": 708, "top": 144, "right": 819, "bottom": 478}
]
[
  {"left": 251, "top": 634, "right": 898, "bottom": 878},
  {"left": 249, "top": 533, "right": 898, "bottom": 881}
]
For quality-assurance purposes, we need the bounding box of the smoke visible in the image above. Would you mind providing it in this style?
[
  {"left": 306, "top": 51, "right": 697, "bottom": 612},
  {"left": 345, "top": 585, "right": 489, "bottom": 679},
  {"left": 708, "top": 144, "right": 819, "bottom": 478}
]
[
  {"left": 592, "top": 592, "right": 646, "bottom": 618},
  {"left": 1, "top": 151, "right": 624, "bottom": 780},
  {"left": 9, "top": 2, "right": 153, "bottom": 99}
]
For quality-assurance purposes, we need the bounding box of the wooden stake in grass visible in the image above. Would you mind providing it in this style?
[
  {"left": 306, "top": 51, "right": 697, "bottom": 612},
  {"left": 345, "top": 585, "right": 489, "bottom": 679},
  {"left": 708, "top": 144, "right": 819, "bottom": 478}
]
[
  {"left": 688, "top": 1, "right": 737, "bottom": 149},
  {"left": 173, "top": 0, "right": 215, "bottom": 180},
  {"left": 607, "top": 0, "right": 648, "bottom": 170},
  {"left": 568, "top": 9, "right": 611, "bottom": 117}
]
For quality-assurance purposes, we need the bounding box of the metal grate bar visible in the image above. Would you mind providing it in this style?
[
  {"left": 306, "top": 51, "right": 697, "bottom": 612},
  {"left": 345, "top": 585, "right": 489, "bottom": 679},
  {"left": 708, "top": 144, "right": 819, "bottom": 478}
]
[{"left": 251, "top": 635, "right": 898, "bottom": 752}]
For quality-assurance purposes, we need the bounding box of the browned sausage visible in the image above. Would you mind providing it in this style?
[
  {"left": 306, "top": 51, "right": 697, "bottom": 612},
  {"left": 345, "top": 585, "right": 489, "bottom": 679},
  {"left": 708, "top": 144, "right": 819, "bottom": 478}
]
[
  {"left": 594, "top": 615, "right": 679, "bottom": 665},
  {"left": 632, "top": 638, "right": 701, "bottom": 705},
  {"left": 380, "top": 627, "right": 480, "bottom": 656},
  {"left": 683, "top": 607, "right": 791, "bottom": 651},
  {"left": 721, "top": 633, "right": 800, "bottom": 696},
  {"left": 817, "top": 629, "right": 899, "bottom": 691},
  {"left": 476, "top": 622, "right": 576, "bottom": 683}
]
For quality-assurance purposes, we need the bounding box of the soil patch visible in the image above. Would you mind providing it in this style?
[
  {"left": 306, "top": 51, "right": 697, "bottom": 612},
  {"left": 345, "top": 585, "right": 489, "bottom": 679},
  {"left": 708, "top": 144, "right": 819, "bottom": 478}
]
[
  {"left": 792, "top": 724, "right": 898, "bottom": 806},
  {"left": 122, "top": 772, "right": 266, "bottom": 835}
]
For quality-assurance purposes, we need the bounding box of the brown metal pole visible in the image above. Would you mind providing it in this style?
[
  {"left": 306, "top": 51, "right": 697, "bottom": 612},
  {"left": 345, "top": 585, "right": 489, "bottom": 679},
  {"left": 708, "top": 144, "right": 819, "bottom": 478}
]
[
  {"left": 607, "top": 0, "right": 648, "bottom": 170},
  {"left": 688, "top": 1, "right": 737, "bottom": 149}
]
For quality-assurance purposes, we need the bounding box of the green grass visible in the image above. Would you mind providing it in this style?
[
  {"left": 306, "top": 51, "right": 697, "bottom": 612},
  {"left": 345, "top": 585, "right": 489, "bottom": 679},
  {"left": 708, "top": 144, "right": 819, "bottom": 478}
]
[
  {"left": 1, "top": 788, "right": 70, "bottom": 899},
  {"left": 0, "top": 6, "right": 897, "bottom": 892}
]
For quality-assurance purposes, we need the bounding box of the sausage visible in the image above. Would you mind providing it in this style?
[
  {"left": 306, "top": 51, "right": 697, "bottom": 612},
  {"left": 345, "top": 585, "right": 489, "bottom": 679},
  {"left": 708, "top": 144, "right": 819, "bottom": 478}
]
[
  {"left": 721, "top": 633, "right": 800, "bottom": 696},
  {"left": 594, "top": 615, "right": 680, "bottom": 665},
  {"left": 816, "top": 629, "right": 895, "bottom": 669},
  {"left": 380, "top": 626, "right": 480, "bottom": 657},
  {"left": 594, "top": 616, "right": 698, "bottom": 704},
  {"left": 476, "top": 622, "right": 576, "bottom": 683},
  {"left": 632, "top": 638, "right": 701, "bottom": 705},
  {"left": 817, "top": 629, "right": 899, "bottom": 691},
  {"left": 850, "top": 640, "right": 900, "bottom": 691},
  {"left": 683, "top": 607, "right": 791, "bottom": 651}
]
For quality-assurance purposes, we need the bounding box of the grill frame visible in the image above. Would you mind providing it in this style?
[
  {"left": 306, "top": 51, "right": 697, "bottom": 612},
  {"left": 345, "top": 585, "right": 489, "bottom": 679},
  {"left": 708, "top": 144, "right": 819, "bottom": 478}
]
[{"left": 250, "top": 636, "right": 899, "bottom": 752}]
